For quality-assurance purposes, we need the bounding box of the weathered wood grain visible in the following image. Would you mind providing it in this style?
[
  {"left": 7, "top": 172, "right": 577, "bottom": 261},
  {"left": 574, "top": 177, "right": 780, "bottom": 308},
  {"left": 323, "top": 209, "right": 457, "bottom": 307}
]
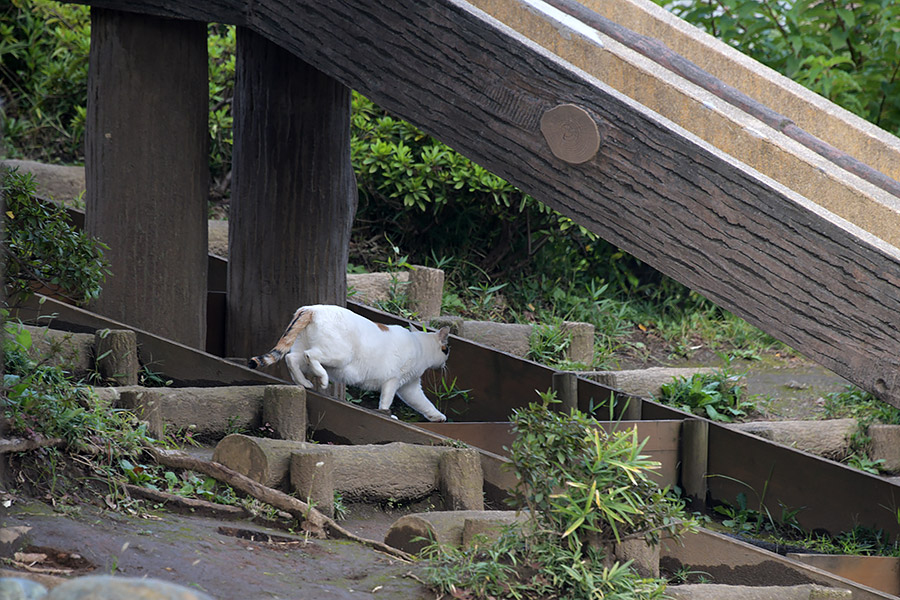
[
  {"left": 86, "top": 9, "right": 209, "bottom": 348},
  {"left": 226, "top": 28, "right": 357, "bottom": 362},
  {"left": 63, "top": 0, "right": 900, "bottom": 407}
]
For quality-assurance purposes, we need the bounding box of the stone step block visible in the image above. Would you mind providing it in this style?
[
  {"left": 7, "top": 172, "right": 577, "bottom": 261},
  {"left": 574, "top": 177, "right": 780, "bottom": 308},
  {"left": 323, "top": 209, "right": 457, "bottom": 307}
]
[
  {"left": 213, "top": 435, "right": 484, "bottom": 509},
  {"left": 584, "top": 367, "right": 715, "bottom": 399},
  {"left": 728, "top": 419, "right": 857, "bottom": 460},
  {"left": 434, "top": 318, "right": 595, "bottom": 365},
  {"left": 383, "top": 510, "right": 528, "bottom": 554},
  {"left": 14, "top": 324, "right": 138, "bottom": 385},
  {"left": 348, "top": 265, "right": 444, "bottom": 319}
]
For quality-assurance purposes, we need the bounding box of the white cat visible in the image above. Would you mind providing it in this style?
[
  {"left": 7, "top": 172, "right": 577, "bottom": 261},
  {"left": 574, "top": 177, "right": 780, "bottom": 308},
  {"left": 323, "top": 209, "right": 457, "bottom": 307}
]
[{"left": 249, "top": 304, "right": 450, "bottom": 422}]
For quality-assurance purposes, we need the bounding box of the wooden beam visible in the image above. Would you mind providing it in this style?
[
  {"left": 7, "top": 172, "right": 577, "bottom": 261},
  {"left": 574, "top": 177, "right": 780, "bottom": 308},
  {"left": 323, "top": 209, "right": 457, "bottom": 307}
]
[
  {"left": 471, "top": 0, "right": 900, "bottom": 248},
  {"left": 85, "top": 8, "right": 209, "bottom": 348},
  {"left": 581, "top": 0, "right": 900, "bottom": 184}
]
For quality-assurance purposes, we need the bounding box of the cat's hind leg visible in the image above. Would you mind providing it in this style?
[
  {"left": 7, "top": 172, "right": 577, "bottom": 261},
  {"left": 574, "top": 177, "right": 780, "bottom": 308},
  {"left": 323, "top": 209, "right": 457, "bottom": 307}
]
[
  {"left": 397, "top": 381, "right": 447, "bottom": 422},
  {"left": 284, "top": 352, "right": 315, "bottom": 388},
  {"left": 302, "top": 348, "right": 331, "bottom": 390}
]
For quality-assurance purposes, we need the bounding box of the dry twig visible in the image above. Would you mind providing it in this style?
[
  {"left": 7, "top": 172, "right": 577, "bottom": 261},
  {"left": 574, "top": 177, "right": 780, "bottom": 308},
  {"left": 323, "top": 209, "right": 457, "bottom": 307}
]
[{"left": 147, "top": 447, "right": 412, "bottom": 561}]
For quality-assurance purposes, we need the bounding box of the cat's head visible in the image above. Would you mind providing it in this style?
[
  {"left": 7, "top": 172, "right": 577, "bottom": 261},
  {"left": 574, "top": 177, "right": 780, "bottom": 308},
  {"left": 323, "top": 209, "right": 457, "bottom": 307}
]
[
  {"left": 437, "top": 326, "right": 450, "bottom": 357},
  {"left": 416, "top": 325, "right": 451, "bottom": 369}
]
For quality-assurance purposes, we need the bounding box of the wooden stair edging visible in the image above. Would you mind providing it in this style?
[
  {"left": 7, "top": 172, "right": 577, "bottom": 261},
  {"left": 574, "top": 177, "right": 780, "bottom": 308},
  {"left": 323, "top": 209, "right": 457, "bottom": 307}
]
[
  {"left": 643, "top": 400, "right": 900, "bottom": 542},
  {"left": 61, "top": 0, "right": 900, "bottom": 410},
  {"left": 12, "top": 294, "right": 519, "bottom": 504},
  {"left": 662, "top": 527, "right": 895, "bottom": 600},
  {"left": 20, "top": 293, "right": 900, "bottom": 545},
  {"left": 13, "top": 294, "right": 279, "bottom": 387},
  {"left": 786, "top": 554, "right": 900, "bottom": 598}
]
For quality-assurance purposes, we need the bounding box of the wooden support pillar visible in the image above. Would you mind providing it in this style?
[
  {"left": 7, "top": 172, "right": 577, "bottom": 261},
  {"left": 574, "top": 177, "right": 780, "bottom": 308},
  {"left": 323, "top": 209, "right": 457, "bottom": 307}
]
[
  {"left": 85, "top": 9, "right": 208, "bottom": 349},
  {"left": 227, "top": 28, "right": 357, "bottom": 361}
]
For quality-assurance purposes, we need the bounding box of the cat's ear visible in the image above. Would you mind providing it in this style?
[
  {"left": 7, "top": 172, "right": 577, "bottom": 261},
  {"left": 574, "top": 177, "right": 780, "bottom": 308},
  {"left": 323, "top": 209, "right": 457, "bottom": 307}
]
[{"left": 437, "top": 326, "right": 450, "bottom": 343}]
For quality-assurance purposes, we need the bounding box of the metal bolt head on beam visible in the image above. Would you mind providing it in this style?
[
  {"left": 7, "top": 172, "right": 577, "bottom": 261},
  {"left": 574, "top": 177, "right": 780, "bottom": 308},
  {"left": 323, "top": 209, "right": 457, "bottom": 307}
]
[{"left": 540, "top": 104, "right": 601, "bottom": 164}]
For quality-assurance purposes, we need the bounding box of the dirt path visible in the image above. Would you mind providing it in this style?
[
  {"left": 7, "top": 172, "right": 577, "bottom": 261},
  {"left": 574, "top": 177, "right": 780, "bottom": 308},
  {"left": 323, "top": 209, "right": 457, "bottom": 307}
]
[{"left": 1, "top": 498, "right": 433, "bottom": 600}]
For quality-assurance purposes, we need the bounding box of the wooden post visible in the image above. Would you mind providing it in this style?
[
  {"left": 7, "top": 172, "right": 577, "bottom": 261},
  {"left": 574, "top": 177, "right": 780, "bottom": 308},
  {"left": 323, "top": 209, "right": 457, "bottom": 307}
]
[
  {"left": 94, "top": 329, "right": 139, "bottom": 386},
  {"left": 290, "top": 449, "right": 335, "bottom": 517},
  {"left": 262, "top": 385, "right": 307, "bottom": 441},
  {"left": 226, "top": 28, "right": 357, "bottom": 362},
  {"left": 681, "top": 418, "right": 709, "bottom": 510},
  {"left": 85, "top": 9, "right": 208, "bottom": 349},
  {"left": 552, "top": 371, "right": 578, "bottom": 413},
  {"left": 618, "top": 394, "right": 643, "bottom": 421},
  {"left": 438, "top": 448, "right": 485, "bottom": 511}
]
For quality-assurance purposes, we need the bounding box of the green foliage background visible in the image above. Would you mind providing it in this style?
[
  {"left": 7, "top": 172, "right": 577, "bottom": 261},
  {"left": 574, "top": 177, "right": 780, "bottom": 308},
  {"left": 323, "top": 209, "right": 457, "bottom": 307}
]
[{"left": 653, "top": 0, "right": 900, "bottom": 136}]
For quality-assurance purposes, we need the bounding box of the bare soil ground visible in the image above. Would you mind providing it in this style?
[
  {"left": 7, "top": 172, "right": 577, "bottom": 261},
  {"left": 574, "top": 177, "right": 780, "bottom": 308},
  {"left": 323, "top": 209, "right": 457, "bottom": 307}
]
[{"left": 1, "top": 493, "right": 433, "bottom": 600}]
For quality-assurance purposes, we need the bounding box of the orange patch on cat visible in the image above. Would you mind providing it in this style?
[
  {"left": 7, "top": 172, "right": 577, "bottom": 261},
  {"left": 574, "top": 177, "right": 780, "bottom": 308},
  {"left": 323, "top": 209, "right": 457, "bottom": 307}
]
[{"left": 377, "top": 323, "right": 390, "bottom": 332}]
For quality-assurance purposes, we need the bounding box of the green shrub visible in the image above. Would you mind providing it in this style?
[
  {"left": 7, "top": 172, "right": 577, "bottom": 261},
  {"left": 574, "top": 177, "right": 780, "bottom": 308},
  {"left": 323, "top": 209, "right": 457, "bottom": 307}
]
[
  {"left": 0, "top": 0, "right": 90, "bottom": 162},
  {"left": 423, "top": 395, "right": 696, "bottom": 599},
  {"left": 2, "top": 167, "right": 110, "bottom": 304},
  {"left": 2, "top": 318, "right": 249, "bottom": 509},
  {"left": 824, "top": 385, "right": 900, "bottom": 425},
  {"left": 3, "top": 319, "right": 150, "bottom": 456},
  {"left": 656, "top": 369, "right": 757, "bottom": 422},
  {"left": 508, "top": 395, "right": 693, "bottom": 548},
  {"left": 349, "top": 93, "right": 687, "bottom": 320}
]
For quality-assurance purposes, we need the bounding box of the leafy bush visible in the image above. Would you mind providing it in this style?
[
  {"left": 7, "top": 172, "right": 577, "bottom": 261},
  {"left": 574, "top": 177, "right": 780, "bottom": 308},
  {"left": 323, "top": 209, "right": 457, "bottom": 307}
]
[
  {"left": 824, "top": 385, "right": 900, "bottom": 425},
  {"left": 2, "top": 167, "right": 110, "bottom": 304},
  {"left": 508, "top": 395, "right": 693, "bottom": 548},
  {"left": 423, "top": 395, "right": 696, "bottom": 599},
  {"left": 2, "top": 318, "right": 248, "bottom": 509},
  {"left": 654, "top": 0, "right": 900, "bottom": 136},
  {"left": 3, "top": 320, "right": 150, "bottom": 456},
  {"left": 349, "top": 94, "right": 690, "bottom": 326},
  {"left": 0, "top": 0, "right": 90, "bottom": 162},
  {"left": 656, "top": 369, "right": 756, "bottom": 422}
]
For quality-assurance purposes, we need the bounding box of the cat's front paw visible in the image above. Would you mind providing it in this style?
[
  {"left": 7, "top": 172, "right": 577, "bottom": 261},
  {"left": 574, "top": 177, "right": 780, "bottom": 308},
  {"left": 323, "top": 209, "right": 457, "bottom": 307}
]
[{"left": 426, "top": 412, "right": 447, "bottom": 423}]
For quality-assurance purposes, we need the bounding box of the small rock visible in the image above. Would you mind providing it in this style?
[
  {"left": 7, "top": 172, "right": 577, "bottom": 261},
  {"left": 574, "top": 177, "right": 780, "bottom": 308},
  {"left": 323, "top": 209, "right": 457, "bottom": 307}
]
[
  {"left": 0, "top": 577, "right": 48, "bottom": 600},
  {"left": 784, "top": 380, "right": 810, "bottom": 390},
  {"left": 46, "top": 575, "right": 214, "bottom": 600}
]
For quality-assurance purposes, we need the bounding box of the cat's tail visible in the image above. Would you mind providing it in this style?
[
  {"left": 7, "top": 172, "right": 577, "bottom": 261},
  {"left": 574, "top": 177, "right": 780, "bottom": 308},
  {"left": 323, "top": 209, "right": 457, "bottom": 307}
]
[{"left": 248, "top": 307, "right": 312, "bottom": 369}]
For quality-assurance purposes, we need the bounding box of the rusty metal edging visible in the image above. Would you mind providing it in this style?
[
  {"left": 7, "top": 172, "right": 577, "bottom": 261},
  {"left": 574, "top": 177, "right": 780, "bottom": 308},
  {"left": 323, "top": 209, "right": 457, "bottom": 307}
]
[{"left": 13, "top": 294, "right": 277, "bottom": 387}]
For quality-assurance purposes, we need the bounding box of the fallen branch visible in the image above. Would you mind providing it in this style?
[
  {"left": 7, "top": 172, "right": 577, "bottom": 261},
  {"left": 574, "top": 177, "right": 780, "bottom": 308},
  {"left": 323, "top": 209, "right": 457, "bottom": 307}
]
[
  {"left": 147, "top": 447, "right": 412, "bottom": 561},
  {"left": 2, "top": 557, "right": 72, "bottom": 576},
  {"left": 122, "top": 483, "right": 249, "bottom": 520},
  {"left": 0, "top": 436, "right": 65, "bottom": 454}
]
